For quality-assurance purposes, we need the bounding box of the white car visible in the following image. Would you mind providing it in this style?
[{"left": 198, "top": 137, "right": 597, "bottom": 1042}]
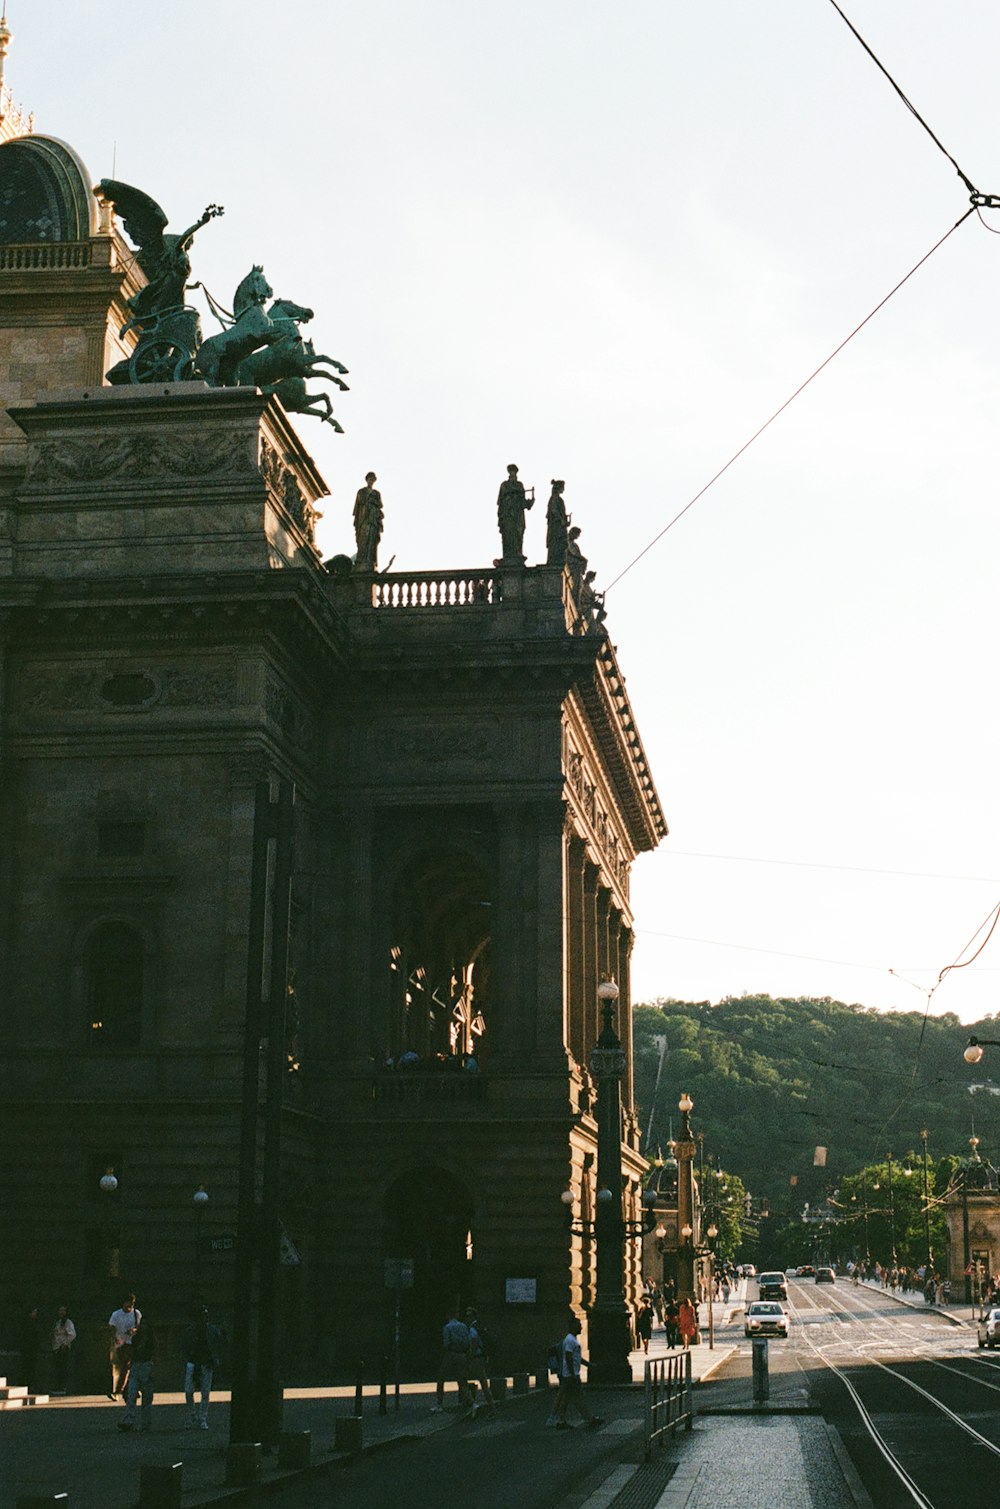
[
  {"left": 744, "top": 1301, "right": 789, "bottom": 1339},
  {"left": 977, "top": 1308, "right": 1000, "bottom": 1349}
]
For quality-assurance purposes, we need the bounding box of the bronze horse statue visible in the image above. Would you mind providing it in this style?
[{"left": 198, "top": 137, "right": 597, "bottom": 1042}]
[{"left": 194, "top": 266, "right": 281, "bottom": 387}]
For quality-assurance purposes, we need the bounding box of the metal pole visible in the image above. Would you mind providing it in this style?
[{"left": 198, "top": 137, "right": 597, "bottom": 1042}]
[
  {"left": 887, "top": 1153, "right": 896, "bottom": 1264},
  {"left": 256, "top": 779, "right": 295, "bottom": 1452},
  {"left": 230, "top": 780, "right": 273, "bottom": 1446},
  {"left": 588, "top": 984, "right": 633, "bottom": 1385},
  {"left": 920, "top": 1130, "right": 932, "bottom": 1274}
]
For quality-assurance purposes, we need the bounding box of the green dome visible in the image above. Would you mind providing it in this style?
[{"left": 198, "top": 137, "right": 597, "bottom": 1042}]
[{"left": 0, "top": 134, "right": 96, "bottom": 243}]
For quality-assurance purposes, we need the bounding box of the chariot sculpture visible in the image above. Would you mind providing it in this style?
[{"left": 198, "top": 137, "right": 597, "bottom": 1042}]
[{"left": 96, "top": 180, "right": 349, "bottom": 429}]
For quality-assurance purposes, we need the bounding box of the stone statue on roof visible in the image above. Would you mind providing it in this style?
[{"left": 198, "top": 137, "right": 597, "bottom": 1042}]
[{"left": 497, "top": 463, "right": 534, "bottom": 566}]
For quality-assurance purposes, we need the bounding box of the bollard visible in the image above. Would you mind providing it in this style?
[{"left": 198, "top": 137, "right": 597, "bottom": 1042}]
[
  {"left": 512, "top": 1371, "right": 530, "bottom": 1395},
  {"left": 751, "top": 1337, "right": 769, "bottom": 1405},
  {"left": 225, "top": 1443, "right": 261, "bottom": 1488},
  {"left": 354, "top": 1359, "right": 364, "bottom": 1418},
  {"left": 334, "top": 1416, "right": 363, "bottom": 1453},
  {"left": 17, "top": 1498, "right": 70, "bottom": 1507},
  {"left": 139, "top": 1462, "right": 182, "bottom": 1509},
  {"left": 534, "top": 1370, "right": 550, "bottom": 1391},
  {"left": 278, "top": 1431, "right": 311, "bottom": 1469},
  {"left": 379, "top": 1355, "right": 388, "bottom": 1416},
  {"left": 488, "top": 1375, "right": 507, "bottom": 1402}
]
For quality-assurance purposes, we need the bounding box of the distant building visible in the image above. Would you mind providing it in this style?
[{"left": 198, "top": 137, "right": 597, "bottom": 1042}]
[{"left": 0, "top": 85, "right": 666, "bottom": 1381}]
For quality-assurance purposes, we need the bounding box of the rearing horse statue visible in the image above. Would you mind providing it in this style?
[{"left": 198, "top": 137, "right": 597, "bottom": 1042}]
[{"left": 194, "top": 266, "right": 282, "bottom": 387}]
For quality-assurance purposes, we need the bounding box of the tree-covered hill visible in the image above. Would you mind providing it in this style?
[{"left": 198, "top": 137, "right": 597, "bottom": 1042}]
[{"left": 633, "top": 995, "right": 1000, "bottom": 1220}]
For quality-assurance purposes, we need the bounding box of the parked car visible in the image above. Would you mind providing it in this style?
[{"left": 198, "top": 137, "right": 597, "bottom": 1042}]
[
  {"left": 758, "top": 1271, "right": 789, "bottom": 1300},
  {"left": 815, "top": 1267, "right": 836, "bottom": 1284},
  {"left": 977, "top": 1308, "right": 1000, "bottom": 1349},
  {"left": 744, "top": 1301, "right": 789, "bottom": 1338}
]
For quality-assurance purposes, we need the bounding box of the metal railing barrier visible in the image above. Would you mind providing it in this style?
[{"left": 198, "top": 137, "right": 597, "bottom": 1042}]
[{"left": 644, "top": 1349, "right": 693, "bottom": 1460}]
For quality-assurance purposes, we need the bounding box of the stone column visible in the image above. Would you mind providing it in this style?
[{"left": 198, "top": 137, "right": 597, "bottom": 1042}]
[
  {"left": 491, "top": 801, "right": 524, "bottom": 1064},
  {"left": 565, "top": 830, "right": 587, "bottom": 1067},
  {"left": 581, "top": 863, "right": 600, "bottom": 1064},
  {"left": 532, "top": 799, "right": 570, "bottom": 1064},
  {"left": 344, "top": 803, "right": 376, "bottom": 1065}
]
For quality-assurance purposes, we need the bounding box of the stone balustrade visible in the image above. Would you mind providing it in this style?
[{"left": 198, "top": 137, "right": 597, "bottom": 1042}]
[
  {"left": 0, "top": 241, "right": 92, "bottom": 271},
  {"left": 372, "top": 570, "right": 496, "bottom": 609}
]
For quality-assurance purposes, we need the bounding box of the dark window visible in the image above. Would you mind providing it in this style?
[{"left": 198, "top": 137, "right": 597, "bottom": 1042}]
[
  {"left": 97, "top": 822, "right": 145, "bottom": 859},
  {"left": 87, "top": 924, "right": 144, "bottom": 1047}
]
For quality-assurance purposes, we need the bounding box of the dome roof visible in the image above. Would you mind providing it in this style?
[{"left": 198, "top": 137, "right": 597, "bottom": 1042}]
[{"left": 0, "top": 134, "right": 96, "bottom": 243}]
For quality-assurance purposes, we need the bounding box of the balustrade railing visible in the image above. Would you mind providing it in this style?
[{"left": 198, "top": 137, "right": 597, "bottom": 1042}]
[
  {"left": 644, "top": 1350, "right": 693, "bottom": 1460},
  {"left": 373, "top": 571, "right": 496, "bottom": 609},
  {"left": 0, "top": 241, "right": 92, "bottom": 271}
]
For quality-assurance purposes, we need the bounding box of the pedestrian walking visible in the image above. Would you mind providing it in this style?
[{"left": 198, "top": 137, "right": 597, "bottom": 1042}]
[
  {"left": 635, "top": 1300, "right": 654, "bottom": 1355},
  {"left": 50, "top": 1305, "right": 77, "bottom": 1395},
  {"left": 118, "top": 1314, "right": 155, "bottom": 1433},
  {"left": 678, "top": 1297, "right": 698, "bottom": 1349},
  {"left": 107, "top": 1292, "right": 140, "bottom": 1399},
  {"left": 431, "top": 1307, "right": 474, "bottom": 1414},
  {"left": 183, "top": 1304, "right": 223, "bottom": 1429},
  {"left": 665, "top": 1297, "right": 681, "bottom": 1349},
  {"left": 464, "top": 1308, "right": 496, "bottom": 1412},
  {"left": 553, "top": 1317, "right": 603, "bottom": 1431}
]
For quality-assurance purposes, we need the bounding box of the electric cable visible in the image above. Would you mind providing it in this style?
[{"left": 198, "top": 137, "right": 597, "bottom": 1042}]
[{"left": 605, "top": 209, "right": 974, "bottom": 592}]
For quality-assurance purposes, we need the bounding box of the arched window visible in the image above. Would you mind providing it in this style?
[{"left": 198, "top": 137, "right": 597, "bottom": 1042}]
[{"left": 87, "top": 924, "right": 144, "bottom": 1047}]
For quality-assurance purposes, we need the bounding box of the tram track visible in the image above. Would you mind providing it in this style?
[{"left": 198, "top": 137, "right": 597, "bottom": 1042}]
[{"left": 779, "top": 1278, "right": 1000, "bottom": 1506}]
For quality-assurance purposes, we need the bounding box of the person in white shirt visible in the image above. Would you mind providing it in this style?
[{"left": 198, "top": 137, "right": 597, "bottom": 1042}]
[
  {"left": 107, "top": 1293, "right": 140, "bottom": 1398},
  {"left": 51, "top": 1306, "right": 77, "bottom": 1395},
  {"left": 553, "top": 1317, "right": 603, "bottom": 1431}
]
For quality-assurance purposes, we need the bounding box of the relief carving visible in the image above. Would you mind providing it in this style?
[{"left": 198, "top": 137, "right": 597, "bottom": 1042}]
[
  {"left": 26, "top": 430, "right": 254, "bottom": 487},
  {"left": 259, "top": 439, "right": 323, "bottom": 544}
]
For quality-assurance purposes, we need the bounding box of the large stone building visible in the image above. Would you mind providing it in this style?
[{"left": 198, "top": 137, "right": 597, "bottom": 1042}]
[{"left": 0, "top": 74, "right": 666, "bottom": 1385}]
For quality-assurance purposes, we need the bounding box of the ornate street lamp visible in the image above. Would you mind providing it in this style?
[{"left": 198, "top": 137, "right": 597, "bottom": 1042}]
[
  {"left": 964, "top": 1037, "right": 1000, "bottom": 1064},
  {"left": 585, "top": 978, "right": 634, "bottom": 1385},
  {"left": 674, "top": 1094, "right": 697, "bottom": 1302},
  {"left": 919, "top": 1129, "right": 932, "bottom": 1274}
]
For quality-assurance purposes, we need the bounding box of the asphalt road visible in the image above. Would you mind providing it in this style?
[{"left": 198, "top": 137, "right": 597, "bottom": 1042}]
[{"left": 745, "top": 1274, "right": 1000, "bottom": 1508}]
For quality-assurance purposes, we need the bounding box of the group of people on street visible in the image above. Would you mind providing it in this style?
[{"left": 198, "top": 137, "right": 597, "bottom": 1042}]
[
  {"left": 18, "top": 1292, "right": 223, "bottom": 1431},
  {"left": 433, "top": 1306, "right": 496, "bottom": 1417},
  {"left": 109, "top": 1294, "right": 224, "bottom": 1433}
]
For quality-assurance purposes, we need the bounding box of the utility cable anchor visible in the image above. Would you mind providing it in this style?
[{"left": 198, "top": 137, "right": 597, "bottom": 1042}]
[{"left": 970, "top": 191, "right": 1000, "bottom": 210}]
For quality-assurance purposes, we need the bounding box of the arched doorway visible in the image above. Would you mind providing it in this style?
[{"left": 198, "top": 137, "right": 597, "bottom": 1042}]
[{"left": 383, "top": 1167, "right": 475, "bottom": 1371}]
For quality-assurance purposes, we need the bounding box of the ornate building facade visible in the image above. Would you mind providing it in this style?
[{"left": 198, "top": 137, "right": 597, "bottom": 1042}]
[{"left": 0, "top": 104, "right": 666, "bottom": 1383}]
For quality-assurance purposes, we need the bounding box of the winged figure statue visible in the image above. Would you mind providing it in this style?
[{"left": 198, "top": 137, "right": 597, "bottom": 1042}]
[{"left": 97, "top": 178, "right": 223, "bottom": 329}]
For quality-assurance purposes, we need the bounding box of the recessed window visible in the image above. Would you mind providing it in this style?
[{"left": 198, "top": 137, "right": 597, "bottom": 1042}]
[
  {"left": 97, "top": 822, "right": 145, "bottom": 859},
  {"left": 87, "top": 924, "right": 144, "bottom": 1047}
]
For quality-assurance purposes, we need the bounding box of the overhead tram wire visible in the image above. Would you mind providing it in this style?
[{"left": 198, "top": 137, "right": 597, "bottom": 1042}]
[
  {"left": 607, "top": 2, "right": 1000, "bottom": 595},
  {"left": 604, "top": 209, "right": 974, "bottom": 593}
]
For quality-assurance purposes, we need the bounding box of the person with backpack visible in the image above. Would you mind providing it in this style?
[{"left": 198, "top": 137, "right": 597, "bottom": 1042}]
[
  {"left": 552, "top": 1316, "right": 603, "bottom": 1432},
  {"left": 464, "top": 1307, "right": 496, "bottom": 1413}
]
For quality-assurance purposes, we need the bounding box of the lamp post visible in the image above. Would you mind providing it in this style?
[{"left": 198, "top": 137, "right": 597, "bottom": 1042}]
[
  {"left": 193, "top": 1186, "right": 209, "bottom": 1295},
  {"left": 919, "top": 1130, "right": 932, "bottom": 1275},
  {"left": 99, "top": 1169, "right": 120, "bottom": 1282},
  {"left": 674, "top": 1094, "right": 697, "bottom": 1303},
  {"left": 586, "top": 979, "right": 634, "bottom": 1385},
  {"left": 706, "top": 1223, "right": 718, "bottom": 1350},
  {"left": 886, "top": 1153, "right": 897, "bottom": 1264}
]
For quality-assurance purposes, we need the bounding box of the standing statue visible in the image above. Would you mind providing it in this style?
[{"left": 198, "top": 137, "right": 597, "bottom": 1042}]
[
  {"left": 545, "top": 479, "right": 569, "bottom": 566},
  {"left": 353, "top": 473, "right": 384, "bottom": 572},
  {"left": 97, "top": 179, "right": 223, "bottom": 328},
  {"left": 565, "top": 525, "right": 587, "bottom": 599},
  {"left": 496, "top": 463, "right": 534, "bottom": 565}
]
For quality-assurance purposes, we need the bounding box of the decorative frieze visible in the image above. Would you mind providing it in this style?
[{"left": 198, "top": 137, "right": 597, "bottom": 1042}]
[
  {"left": 25, "top": 429, "right": 255, "bottom": 488},
  {"left": 259, "top": 438, "right": 323, "bottom": 543}
]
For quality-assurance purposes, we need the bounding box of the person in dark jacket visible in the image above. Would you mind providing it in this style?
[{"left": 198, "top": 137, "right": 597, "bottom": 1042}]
[{"left": 183, "top": 1305, "right": 224, "bottom": 1429}]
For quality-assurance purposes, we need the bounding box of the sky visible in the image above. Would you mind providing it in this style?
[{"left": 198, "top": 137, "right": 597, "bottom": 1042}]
[{"left": 9, "top": 0, "right": 1000, "bottom": 1027}]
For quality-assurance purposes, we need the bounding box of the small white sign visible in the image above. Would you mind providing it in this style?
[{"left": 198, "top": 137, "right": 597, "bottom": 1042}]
[{"left": 505, "top": 1278, "right": 537, "bottom": 1305}]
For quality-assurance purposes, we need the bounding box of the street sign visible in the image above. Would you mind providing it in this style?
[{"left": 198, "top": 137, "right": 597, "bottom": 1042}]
[
  {"left": 208, "top": 1233, "right": 236, "bottom": 1253},
  {"left": 384, "top": 1257, "right": 414, "bottom": 1290}
]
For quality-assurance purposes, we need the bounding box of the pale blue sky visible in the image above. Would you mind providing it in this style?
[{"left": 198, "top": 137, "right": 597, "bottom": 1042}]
[{"left": 10, "top": 1, "right": 1000, "bottom": 1022}]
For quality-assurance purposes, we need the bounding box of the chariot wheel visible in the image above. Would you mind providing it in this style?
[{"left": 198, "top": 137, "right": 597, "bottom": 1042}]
[{"left": 129, "top": 338, "right": 193, "bottom": 385}]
